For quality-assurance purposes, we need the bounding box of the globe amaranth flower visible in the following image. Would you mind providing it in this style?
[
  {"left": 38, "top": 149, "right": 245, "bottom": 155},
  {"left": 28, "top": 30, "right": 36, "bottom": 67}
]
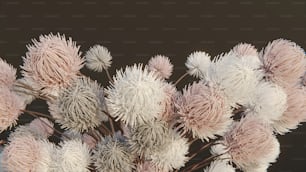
[
  {"left": 185, "top": 51, "right": 211, "bottom": 78},
  {"left": 85, "top": 45, "right": 112, "bottom": 72},
  {"left": 106, "top": 64, "right": 165, "bottom": 127},
  {"left": 0, "top": 58, "right": 17, "bottom": 87},
  {"left": 177, "top": 82, "right": 233, "bottom": 141},
  {"left": 148, "top": 55, "right": 173, "bottom": 79},
  {"left": 21, "top": 33, "right": 84, "bottom": 97},
  {"left": 49, "top": 76, "right": 108, "bottom": 132}
]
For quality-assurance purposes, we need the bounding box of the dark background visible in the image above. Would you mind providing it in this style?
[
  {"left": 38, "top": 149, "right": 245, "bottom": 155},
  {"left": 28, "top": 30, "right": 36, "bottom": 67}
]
[{"left": 0, "top": 0, "right": 305, "bottom": 171}]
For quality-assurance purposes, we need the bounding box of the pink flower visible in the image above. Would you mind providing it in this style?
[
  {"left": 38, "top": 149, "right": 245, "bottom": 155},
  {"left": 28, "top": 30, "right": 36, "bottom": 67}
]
[
  {"left": 231, "top": 43, "right": 258, "bottom": 57},
  {"left": 158, "top": 83, "right": 179, "bottom": 122},
  {"left": 21, "top": 33, "right": 84, "bottom": 97},
  {"left": 0, "top": 58, "right": 17, "bottom": 87},
  {"left": 148, "top": 55, "right": 173, "bottom": 79},
  {"left": 260, "top": 39, "right": 305, "bottom": 86},
  {"left": 177, "top": 82, "right": 233, "bottom": 141},
  {"left": 29, "top": 117, "right": 54, "bottom": 138}
]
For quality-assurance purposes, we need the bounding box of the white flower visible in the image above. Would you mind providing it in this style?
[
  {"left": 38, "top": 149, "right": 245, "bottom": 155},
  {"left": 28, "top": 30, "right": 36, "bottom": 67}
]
[
  {"left": 106, "top": 64, "right": 165, "bottom": 127},
  {"left": 150, "top": 130, "right": 189, "bottom": 171},
  {"left": 185, "top": 51, "right": 211, "bottom": 78},
  {"left": 204, "top": 160, "right": 235, "bottom": 172},
  {"left": 57, "top": 139, "right": 91, "bottom": 172},
  {"left": 85, "top": 45, "right": 112, "bottom": 72}
]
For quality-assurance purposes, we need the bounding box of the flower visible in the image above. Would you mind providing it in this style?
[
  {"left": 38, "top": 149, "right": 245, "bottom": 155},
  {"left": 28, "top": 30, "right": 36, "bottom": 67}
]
[
  {"left": 49, "top": 76, "right": 108, "bottom": 132},
  {"left": 148, "top": 55, "right": 173, "bottom": 79},
  {"left": 185, "top": 51, "right": 211, "bottom": 78},
  {"left": 177, "top": 82, "right": 233, "bottom": 141},
  {"left": 82, "top": 133, "right": 97, "bottom": 149},
  {"left": 216, "top": 117, "right": 280, "bottom": 171},
  {"left": 92, "top": 135, "right": 134, "bottom": 172},
  {"left": 21, "top": 33, "right": 84, "bottom": 97},
  {"left": 129, "top": 120, "right": 170, "bottom": 156},
  {"left": 158, "top": 83, "right": 178, "bottom": 122},
  {"left": 231, "top": 43, "right": 258, "bottom": 57},
  {"left": 57, "top": 139, "right": 91, "bottom": 172},
  {"left": 302, "top": 72, "right": 306, "bottom": 86},
  {"left": 0, "top": 87, "right": 25, "bottom": 132},
  {"left": 260, "top": 39, "right": 305, "bottom": 86},
  {"left": 106, "top": 64, "right": 165, "bottom": 127},
  {"left": 245, "top": 82, "right": 287, "bottom": 123},
  {"left": 12, "top": 78, "right": 37, "bottom": 105},
  {"left": 136, "top": 161, "right": 164, "bottom": 172},
  {"left": 0, "top": 58, "right": 17, "bottom": 87},
  {"left": 85, "top": 45, "right": 112, "bottom": 72},
  {"left": 272, "top": 86, "right": 306, "bottom": 134},
  {"left": 204, "top": 160, "right": 235, "bottom": 172},
  {"left": 150, "top": 130, "right": 189, "bottom": 171}
]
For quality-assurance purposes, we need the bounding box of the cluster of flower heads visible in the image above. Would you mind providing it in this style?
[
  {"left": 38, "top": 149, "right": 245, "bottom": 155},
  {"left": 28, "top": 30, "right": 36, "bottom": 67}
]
[{"left": 0, "top": 33, "right": 305, "bottom": 172}]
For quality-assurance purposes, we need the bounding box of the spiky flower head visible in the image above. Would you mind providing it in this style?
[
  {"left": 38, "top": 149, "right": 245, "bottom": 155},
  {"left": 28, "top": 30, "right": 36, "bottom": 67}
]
[
  {"left": 85, "top": 45, "right": 112, "bottom": 72},
  {"left": 0, "top": 58, "right": 17, "bottom": 87},
  {"left": 150, "top": 130, "right": 189, "bottom": 171},
  {"left": 57, "top": 139, "right": 91, "bottom": 172},
  {"left": 0, "top": 87, "right": 25, "bottom": 132},
  {"left": 260, "top": 39, "right": 305, "bottom": 86},
  {"left": 204, "top": 160, "right": 235, "bottom": 172},
  {"left": 129, "top": 120, "right": 170, "bottom": 156},
  {"left": 148, "top": 55, "right": 173, "bottom": 79},
  {"left": 217, "top": 117, "right": 280, "bottom": 171},
  {"left": 177, "top": 82, "right": 233, "bottom": 141},
  {"left": 49, "top": 76, "right": 108, "bottom": 132},
  {"left": 185, "top": 51, "right": 211, "bottom": 78},
  {"left": 231, "top": 43, "right": 258, "bottom": 57},
  {"left": 158, "top": 83, "right": 178, "bottom": 122},
  {"left": 93, "top": 135, "right": 135, "bottom": 172},
  {"left": 136, "top": 161, "right": 164, "bottom": 172},
  {"left": 106, "top": 64, "right": 165, "bottom": 127},
  {"left": 21, "top": 33, "right": 84, "bottom": 97}
]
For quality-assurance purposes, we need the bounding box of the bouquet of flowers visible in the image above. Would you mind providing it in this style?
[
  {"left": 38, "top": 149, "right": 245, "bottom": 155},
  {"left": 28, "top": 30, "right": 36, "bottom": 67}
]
[{"left": 0, "top": 33, "right": 305, "bottom": 172}]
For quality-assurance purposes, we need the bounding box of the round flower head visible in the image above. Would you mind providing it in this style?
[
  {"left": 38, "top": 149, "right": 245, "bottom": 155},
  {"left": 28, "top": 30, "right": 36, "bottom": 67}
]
[
  {"left": 260, "top": 39, "right": 305, "bottom": 86},
  {"left": 49, "top": 76, "right": 108, "bottom": 132},
  {"left": 245, "top": 82, "right": 287, "bottom": 124},
  {"left": 150, "top": 130, "right": 189, "bottom": 171},
  {"left": 272, "top": 86, "right": 306, "bottom": 134},
  {"left": 21, "top": 33, "right": 84, "bottom": 97},
  {"left": 158, "top": 83, "right": 178, "bottom": 122},
  {"left": 217, "top": 117, "right": 280, "bottom": 171},
  {"left": 231, "top": 43, "right": 258, "bottom": 57},
  {"left": 177, "top": 82, "right": 233, "bottom": 141},
  {"left": 204, "top": 160, "right": 235, "bottom": 172},
  {"left": 57, "top": 139, "right": 91, "bottom": 172},
  {"left": 185, "top": 51, "right": 211, "bottom": 78},
  {"left": 12, "top": 78, "right": 37, "bottom": 105},
  {"left": 2, "top": 135, "right": 57, "bottom": 172},
  {"left": 0, "top": 58, "right": 17, "bottom": 87},
  {"left": 93, "top": 135, "right": 134, "bottom": 172},
  {"left": 106, "top": 64, "right": 165, "bottom": 127},
  {"left": 129, "top": 120, "right": 170, "bottom": 156},
  {"left": 148, "top": 55, "right": 173, "bottom": 79},
  {"left": 0, "top": 87, "right": 25, "bottom": 132},
  {"left": 85, "top": 45, "right": 112, "bottom": 72}
]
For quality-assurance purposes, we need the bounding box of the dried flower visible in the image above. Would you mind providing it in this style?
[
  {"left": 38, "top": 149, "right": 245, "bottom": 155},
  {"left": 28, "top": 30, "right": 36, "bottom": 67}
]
[
  {"left": 150, "top": 130, "right": 189, "bottom": 171},
  {"left": 0, "top": 87, "right": 25, "bottom": 132},
  {"left": 136, "top": 161, "right": 163, "bottom": 172},
  {"left": 129, "top": 120, "right": 170, "bottom": 156},
  {"left": 231, "top": 43, "right": 258, "bottom": 57},
  {"left": 49, "top": 76, "right": 108, "bottom": 132},
  {"left": 302, "top": 72, "right": 306, "bottom": 86},
  {"left": 21, "top": 33, "right": 84, "bottom": 97},
  {"left": 57, "top": 139, "right": 91, "bottom": 172},
  {"left": 260, "top": 39, "right": 305, "bottom": 86},
  {"left": 85, "top": 45, "right": 112, "bottom": 72},
  {"left": 177, "top": 82, "right": 233, "bottom": 141},
  {"left": 204, "top": 160, "right": 235, "bottom": 172},
  {"left": 0, "top": 58, "right": 17, "bottom": 87},
  {"left": 106, "top": 64, "right": 165, "bottom": 127},
  {"left": 93, "top": 135, "right": 135, "bottom": 172},
  {"left": 185, "top": 51, "right": 211, "bottom": 78},
  {"left": 158, "top": 83, "right": 178, "bottom": 122},
  {"left": 148, "top": 55, "right": 173, "bottom": 79}
]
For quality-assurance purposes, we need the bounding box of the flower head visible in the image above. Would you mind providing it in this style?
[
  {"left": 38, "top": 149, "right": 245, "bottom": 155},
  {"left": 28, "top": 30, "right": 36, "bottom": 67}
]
[
  {"left": 185, "top": 51, "right": 211, "bottom": 78},
  {"left": 85, "top": 45, "right": 112, "bottom": 72},
  {"left": 302, "top": 72, "right": 306, "bottom": 86},
  {"left": 49, "top": 76, "right": 108, "bottom": 132},
  {"left": 148, "top": 55, "right": 173, "bottom": 79},
  {"left": 0, "top": 58, "right": 17, "bottom": 87},
  {"left": 0, "top": 87, "right": 25, "bottom": 132},
  {"left": 93, "top": 135, "right": 135, "bottom": 172},
  {"left": 158, "top": 83, "right": 179, "bottom": 122},
  {"left": 21, "top": 33, "right": 84, "bottom": 97},
  {"left": 136, "top": 161, "right": 163, "bottom": 172},
  {"left": 204, "top": 160, "right": 235, "bottom": 172},
  {"left": 260, "top": 39, "right": 305, "bottom": 86},
  {"left": 231, "top": 43, "right": 258, "bottom": 57},
  {"left": 106, "top": 64, "right": 165, "bottom": 127},
  {"left": 177, "top": 82, "right": 233, "bottom": 141}
]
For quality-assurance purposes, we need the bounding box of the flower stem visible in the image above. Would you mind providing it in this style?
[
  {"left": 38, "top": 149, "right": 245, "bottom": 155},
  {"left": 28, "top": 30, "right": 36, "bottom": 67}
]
[
  {"left": 105, "top": 69, "right": 114, "bottom": 83},
  {"left": 174, "top": 72, "right": 188, "bottom": 86}
]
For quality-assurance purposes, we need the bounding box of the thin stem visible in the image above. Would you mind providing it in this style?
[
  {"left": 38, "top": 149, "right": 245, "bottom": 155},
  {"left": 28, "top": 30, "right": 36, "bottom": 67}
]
[
  {"left": 174, "top": 72, "right": 188, "bottom": 86},
  {"left": 21, "top": 109, "right": 53, "bottom": 120},
  {"left": 187, "top": 141, "right": 215, "bottom": 161},
  {"left": 105, "top": 69, "right": 113, "bottom": 83}
]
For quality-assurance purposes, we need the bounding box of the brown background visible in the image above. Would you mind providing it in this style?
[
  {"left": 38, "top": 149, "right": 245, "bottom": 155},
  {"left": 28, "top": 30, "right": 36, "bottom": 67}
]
[{"left": 0, "top": 0, "right": 305, "bottom": 171}]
